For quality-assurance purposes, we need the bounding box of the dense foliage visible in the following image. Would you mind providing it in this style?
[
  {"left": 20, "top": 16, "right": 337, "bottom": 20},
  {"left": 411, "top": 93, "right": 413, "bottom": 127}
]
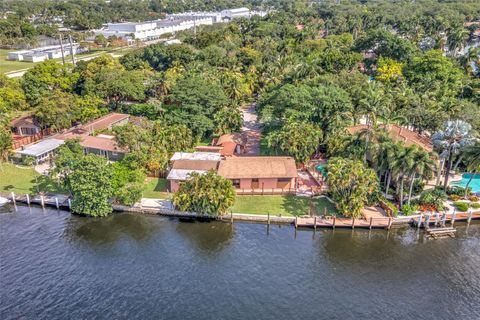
[{"left": 172, "top": 170, "right": 236, "bottom": 216}]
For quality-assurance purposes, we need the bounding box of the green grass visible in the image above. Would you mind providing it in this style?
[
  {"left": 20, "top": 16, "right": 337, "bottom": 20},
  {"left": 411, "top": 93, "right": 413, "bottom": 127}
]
[
  {"left": 0, "top": 162, "right": 65, "bottom": 195},
  {"left": 142, "top": 178, "right": 170, "bottom": 199},
  {"left": 232, "top": 195, "right": 338, "bottom": 217}
]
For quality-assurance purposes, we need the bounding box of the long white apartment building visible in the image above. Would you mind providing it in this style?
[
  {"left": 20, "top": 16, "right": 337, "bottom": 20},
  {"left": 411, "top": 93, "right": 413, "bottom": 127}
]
[{"left": 94, "top": 17, "right": 214, "bottom": 41}]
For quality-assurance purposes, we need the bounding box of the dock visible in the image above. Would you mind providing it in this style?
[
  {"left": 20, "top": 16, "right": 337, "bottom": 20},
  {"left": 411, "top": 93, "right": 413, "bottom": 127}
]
[
  {"left": 295, "top": 216, "right": 393, "bottom": 229},
  {"left": 411, "top": 211, "right": 480, "bottom": 228},
  {"left": 426, "top": 227, "right": 456, "bottom": 239}
]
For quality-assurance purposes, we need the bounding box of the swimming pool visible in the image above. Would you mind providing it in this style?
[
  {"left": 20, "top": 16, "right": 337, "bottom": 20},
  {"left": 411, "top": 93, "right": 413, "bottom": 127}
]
[
  {"left": 450, "top": 173, "right": 480, "bottom": 193},
  {"left": 315, "top": 163, "right": 327, "bottom": 177}
]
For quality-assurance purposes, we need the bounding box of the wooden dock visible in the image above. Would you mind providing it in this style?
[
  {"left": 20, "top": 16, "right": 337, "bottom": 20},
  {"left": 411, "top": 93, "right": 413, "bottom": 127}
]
[
  {"left": 426, "top": 227, "right": 456, "bottom": 239},
  {"left": 411, "top": 211, "right": 480, "bottom": 228},
  {"left": 295, "top": 216, "right": 393, "bottom": 229}
]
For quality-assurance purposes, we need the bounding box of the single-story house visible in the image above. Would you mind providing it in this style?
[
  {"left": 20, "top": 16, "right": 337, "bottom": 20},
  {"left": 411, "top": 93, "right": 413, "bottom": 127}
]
[
  {"left": 14, "top": 113, "right": 131, "bottom": 163},
  {"left": 11, "top": 116, "right": 41, "bottom": 137},
  {"left": 217, "top": 156, "right": 297, "bottom": 190},
  {"left": 167, "top": 159, "right": 219, "bottom": 192},
  {"left": 16, "top": 139, "right": 64, "bottom": 164},
  {"left": 347, "top": 124, "right": 433, "bottom": 152},
  {"left": 79, "top": 134, "right": 127, "bottom": 161}
]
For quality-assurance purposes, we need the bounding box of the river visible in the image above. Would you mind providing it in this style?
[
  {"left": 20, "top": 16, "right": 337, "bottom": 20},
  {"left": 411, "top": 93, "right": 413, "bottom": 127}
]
[{"left": 1, "top": 205, "right": 479, "bottom": 320}]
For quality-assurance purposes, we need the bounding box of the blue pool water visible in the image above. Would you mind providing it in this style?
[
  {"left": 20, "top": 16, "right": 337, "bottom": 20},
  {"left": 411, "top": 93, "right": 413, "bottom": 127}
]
[
  {"left": 450, "top": 173, "right": 480, "bottom": 193},
  {"left": 315, "top": 163, "right": 327, "bottom": 177}
]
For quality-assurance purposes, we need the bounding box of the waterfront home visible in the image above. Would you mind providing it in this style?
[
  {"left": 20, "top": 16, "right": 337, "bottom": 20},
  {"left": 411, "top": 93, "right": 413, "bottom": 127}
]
[
  {"left": 217, "top": 157, "right": 298, "bottom": 191},
  {"left": 14, "top": 113, "right": 130, "bottom": 164},
  {"left": 347, "top": 124, "right": 433, "bottom": 152},
  {"left": 16, "top": 139, "right": 64, "bottom": 164},
  {"left": 167, "top": 153, "right": 298, "bottom": 193}
]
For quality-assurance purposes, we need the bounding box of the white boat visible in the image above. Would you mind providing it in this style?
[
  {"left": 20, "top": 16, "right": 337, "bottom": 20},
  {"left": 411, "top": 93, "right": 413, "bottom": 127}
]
[{"left": 0, "top": 196, "right": 9, "bottom": 206}]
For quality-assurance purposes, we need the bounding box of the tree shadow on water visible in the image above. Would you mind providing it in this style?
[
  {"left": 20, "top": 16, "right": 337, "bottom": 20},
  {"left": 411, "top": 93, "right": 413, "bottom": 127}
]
[{"left": 64, "top": 213, "right": 161, "bottom": 247}]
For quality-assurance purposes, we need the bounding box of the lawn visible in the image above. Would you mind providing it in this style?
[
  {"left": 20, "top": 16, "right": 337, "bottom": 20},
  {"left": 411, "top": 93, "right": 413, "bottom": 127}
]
[
  {"left": 232, "top": 195, "right": 338, "bottom": 217},
  {"left": 0, "top": 162, "right": 65, "bottom": 195},
  {"left": 142, "top": 178, "right": 170, "bottom": 199}
]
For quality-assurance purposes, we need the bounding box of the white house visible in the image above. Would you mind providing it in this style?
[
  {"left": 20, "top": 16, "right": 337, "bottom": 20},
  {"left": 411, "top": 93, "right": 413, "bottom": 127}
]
[{"left": 221, "top": 8, "right": 251, "bottom": 20}]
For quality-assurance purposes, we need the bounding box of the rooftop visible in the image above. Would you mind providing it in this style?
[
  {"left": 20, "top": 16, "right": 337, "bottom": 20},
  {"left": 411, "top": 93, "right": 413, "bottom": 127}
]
[
  {"left": 17, "top": 139, "right": 64, "bottom": 157},
  {"left": 172, "top": 160, "right": 219, "bottom": 171},
  {"left": 217, "top": 157, "right": 298, "bottom": 179},
  {"left": 79, "top": 136, "right": 126, "bottom": 153},
  {"left": 167, "top": 169, "right": 208, "bottom": 181},
  {"left": 170, "top": 152, "right": 222, "bottom": 162},
  {"left": 347, "top": 124, "right": 433, "bottom": 152},
  {"left": 11, "top": 115, "right": 40, "bottom": 128}
]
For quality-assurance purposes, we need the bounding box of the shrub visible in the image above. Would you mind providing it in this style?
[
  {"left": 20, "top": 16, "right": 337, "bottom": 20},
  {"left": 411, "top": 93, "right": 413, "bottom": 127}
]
[
  {"left": 445, "top": 186, "right": 471, "bottom": 196},
  {"left": 470, "top": 203, "right": 480, "bottom": 209},
  {"left": 468, "top": 195, "right": 479, "bottom": 202},
  {"left": 419, "top": 189, "right": 447, "bottom": 210},
  {"left": 453, "top": 202, "right": 469, "bottom": 212},
  {"left": 449, "top": 194, "right": 461, "bottom": 201},
  {"left": 401, "top": 204, "right": 419, "bottom": 216},
  {"left": 381, "top": 199, "right": 399, "bottom": 217}
]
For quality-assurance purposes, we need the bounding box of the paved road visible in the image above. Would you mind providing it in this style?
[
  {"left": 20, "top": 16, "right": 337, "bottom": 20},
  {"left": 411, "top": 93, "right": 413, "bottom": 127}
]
[{"left": 241, "top": 103, "right": 261, "bottom": 155}]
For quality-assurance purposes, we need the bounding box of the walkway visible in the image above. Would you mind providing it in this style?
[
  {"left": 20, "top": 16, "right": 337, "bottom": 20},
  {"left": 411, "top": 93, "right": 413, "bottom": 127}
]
[{"left": 241, "top": 103, "right": 261, "bottom": 155}]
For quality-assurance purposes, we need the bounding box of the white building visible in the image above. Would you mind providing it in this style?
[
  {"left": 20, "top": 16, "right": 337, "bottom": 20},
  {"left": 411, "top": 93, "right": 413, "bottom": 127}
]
[
  {"left": 7, "top": 43, "right": 87, "bottom": 63},
  {"left": 221, "top": 7, "right": 251, "bottom": 20},
  {"left": 94, "top": 17, "right": 213, "bottom": 41},
  {"left": 7, "top": 50, "right": 32, "bottom": 61}
]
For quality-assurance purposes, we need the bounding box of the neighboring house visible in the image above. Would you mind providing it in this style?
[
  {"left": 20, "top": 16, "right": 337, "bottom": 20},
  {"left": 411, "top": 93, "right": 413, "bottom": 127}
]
[
  {"left": 194, "top": 133, "right": 246, "bottom": 156},
  {"left": 79, "top": 135, "right": 127, "bottom": 161},
  {"left": 16, "top": 139, "right": 64, "bottom": 164},
  {"left": 217, "top": 157, "right": 298, "bottom": 190},
  {"left": 347, "top": 124, "right": 433, "bottom": 152},
  {"left": 15, "top": 113, "right": 130, "bottom": 164},
  {"left": 11, "top": 116, "right": 41, "bottom": 136}
]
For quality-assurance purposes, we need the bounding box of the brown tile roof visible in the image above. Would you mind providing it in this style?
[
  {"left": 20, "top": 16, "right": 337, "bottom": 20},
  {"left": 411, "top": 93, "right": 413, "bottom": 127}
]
[
  {"left": 172, "top": 160, "right": 219, "bottom": 171},
  {"left": 347, "top": 124, "right": 433, "bottom": 152},
  {"left": 78, "top": 136, "right": 127, "bottom": 153},
  {"left": 11, "top": 115, "right": 40, "bottom": 128},
  {"left": 214, "top": 133, "right": 246, "bottom": 146},
  {"left": 217, "top": 157, "right": 298, "bottom": 179},
  {"left": 79, "top": 113, "right": 130, "bottom": 134}
]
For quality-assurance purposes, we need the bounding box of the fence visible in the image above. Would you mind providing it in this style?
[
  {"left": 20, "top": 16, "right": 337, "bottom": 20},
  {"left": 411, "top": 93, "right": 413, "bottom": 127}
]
[
  {"left": 12, "top": 129, "right": 51, "bottom": 150},
  {"left": 236, "top": 187, "right": 297, "bottom": 196}
]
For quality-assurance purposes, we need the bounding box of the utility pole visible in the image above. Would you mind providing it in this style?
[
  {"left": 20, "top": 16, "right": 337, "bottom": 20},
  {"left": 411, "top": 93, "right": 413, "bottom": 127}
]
[
  {"left": 59, "top": 33, "right": 66, "bottom": 65},
  {"left": 68, "top": 34, "right": 76, "bottom": 65}
]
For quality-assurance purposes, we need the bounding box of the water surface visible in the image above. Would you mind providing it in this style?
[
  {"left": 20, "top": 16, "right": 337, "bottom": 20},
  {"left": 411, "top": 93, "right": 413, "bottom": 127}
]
[{"left": 1, "top": 205, "right": 479, "bottom": 320}]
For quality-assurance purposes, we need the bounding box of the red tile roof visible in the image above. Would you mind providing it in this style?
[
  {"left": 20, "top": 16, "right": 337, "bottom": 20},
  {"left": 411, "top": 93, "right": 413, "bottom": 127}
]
[
  {"left": 217, "top": 157, "right": 298, "bottom": 179},
  {"left": 347, "top": 124, "right": 433, "bottom": 152}
]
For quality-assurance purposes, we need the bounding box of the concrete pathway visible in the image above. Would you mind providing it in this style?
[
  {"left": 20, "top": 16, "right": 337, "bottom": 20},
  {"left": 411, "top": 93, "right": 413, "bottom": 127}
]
[{"left": 241, "top": 103, "right": 261, "bottom": 155}]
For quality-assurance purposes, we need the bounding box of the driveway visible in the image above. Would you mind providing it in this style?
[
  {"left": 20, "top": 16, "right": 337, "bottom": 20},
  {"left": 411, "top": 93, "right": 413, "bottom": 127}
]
[{"left": 241, "top": 103, "right": 261, "bottom": 155}]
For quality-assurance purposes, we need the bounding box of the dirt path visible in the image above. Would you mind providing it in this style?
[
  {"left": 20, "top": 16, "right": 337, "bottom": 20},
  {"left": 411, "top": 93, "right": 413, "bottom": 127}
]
[{"left": 241, "top": 103, "right": 261, "bottom": 155}]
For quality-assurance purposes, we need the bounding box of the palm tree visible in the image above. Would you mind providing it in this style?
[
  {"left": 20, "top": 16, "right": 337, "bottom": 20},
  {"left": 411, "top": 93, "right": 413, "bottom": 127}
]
[
  {"left": 446, "top": 27, "right": 469, "bottom": 57},
  {"left": 462, "top": 143, "right": 480, "bottom": 197},
  {"left": 392, "top": 144, "right": 418, "bottom": 208},
  {"left": 432, "top": 120, "right": 475, "bottom": 191},
  {"left": 406, "top": 148, "right": 436, "bottom": 205},
  {"left": 372, "top": 136, "right": 399, "bottom": 198}
]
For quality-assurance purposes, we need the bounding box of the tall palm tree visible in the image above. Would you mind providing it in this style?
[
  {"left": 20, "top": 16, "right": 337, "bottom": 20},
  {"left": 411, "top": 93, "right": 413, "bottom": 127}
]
[
  {"left": 462, "top": 143, "right": 480, "bottom": 197},
  {"left": 432, "top": 120, "right": 475, "bottom": 191},
  {"left": 407, "top": 148, "right": 436, "bottom": 205},
  {"left": 392, "top": 144, "right": 416, "bottom": 208}
]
